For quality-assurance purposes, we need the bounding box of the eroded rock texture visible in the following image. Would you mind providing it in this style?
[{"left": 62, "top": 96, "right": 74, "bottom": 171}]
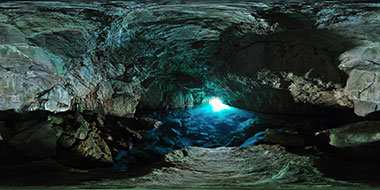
[{"left": 0, "top": 1, "right": 378, "bottom": 117}]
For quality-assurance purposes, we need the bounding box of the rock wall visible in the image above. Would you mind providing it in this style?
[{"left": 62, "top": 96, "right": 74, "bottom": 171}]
[{"left": 0, "top": 1, "right": 378, "bottom": 117}]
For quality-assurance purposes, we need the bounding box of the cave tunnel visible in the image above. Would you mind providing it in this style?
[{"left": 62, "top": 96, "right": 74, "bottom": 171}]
[{"left": 1, "top": 0, "right": 380, "bottom": 189}]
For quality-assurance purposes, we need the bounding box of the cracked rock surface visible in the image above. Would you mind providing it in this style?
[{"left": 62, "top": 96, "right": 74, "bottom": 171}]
[{"left": 0, "top": 1, "right": 378, "bottom": 117}]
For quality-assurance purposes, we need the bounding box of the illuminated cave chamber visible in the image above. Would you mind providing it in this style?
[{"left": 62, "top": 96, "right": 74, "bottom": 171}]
[{"left": 0, "top": 1, "right": 380, "bottom": 187}]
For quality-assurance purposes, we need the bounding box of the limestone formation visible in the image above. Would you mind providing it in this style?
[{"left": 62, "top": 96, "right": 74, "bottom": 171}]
[{"left": 0, "top": 1, "right": 378, "bottom": 116}]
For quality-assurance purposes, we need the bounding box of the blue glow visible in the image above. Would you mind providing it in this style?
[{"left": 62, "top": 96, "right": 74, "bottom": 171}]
[{"left": 209, "top": 97, "right": 230, "bottom": 112}]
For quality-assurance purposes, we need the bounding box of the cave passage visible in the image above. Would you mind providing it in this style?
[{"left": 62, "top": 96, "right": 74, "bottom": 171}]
[
  {"left": 145, "top": 103, "right": 258, "bottom": 146},
  {"left": 112, "top": 102, "right": 358, "bottom": 170},
  {"left": 1, "top": 0, "right": 380, "bottom": 189},
  {"left": 113, "top": 103, "right": 262, "bottom": 169}
]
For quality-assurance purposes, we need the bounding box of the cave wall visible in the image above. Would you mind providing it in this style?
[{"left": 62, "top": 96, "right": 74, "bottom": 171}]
[{"left": 0, "top": 1, "right": 379, "bottom": 117}]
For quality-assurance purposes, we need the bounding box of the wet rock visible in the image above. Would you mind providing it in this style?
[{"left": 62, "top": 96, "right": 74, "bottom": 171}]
[
  {"left": 240, "top": 131, "right": 266, "bottom": 147},
  {"left": 315, "top": 121, "right": 380, "bottom": 161},
  {"left": 54, "top": 130, "right": 113, "bottom": 169},
  {"left": 265, "top": 128, "right": 306, "bottom": 148},
  {"left": 8, "top": 120, "right": 63, "bottom": 159},
  {"left": 316, "top": 121, "right": 380, "bottom": 148}
]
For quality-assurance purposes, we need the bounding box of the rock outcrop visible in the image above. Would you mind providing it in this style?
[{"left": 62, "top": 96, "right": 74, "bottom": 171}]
[
  {"left": 324, "top": 6, "right": 380, "bottom": 117},
  {"left": 315, "top": 121, "right": 380, "bottom": 161},
  {"left": 0, "top": 1, "right": 378, "bottom": 117},
  {"left": 0, "top": 111, "right": 118, "bottom": 168},
  {"left": 339, "top": 45, "right": 380, "bottom": 116}
]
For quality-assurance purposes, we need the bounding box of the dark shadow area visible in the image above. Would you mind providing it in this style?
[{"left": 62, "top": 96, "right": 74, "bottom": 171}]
[
  {"left": 0, "top": 106, "right": 366, "bottom": 176},
  {"left": 365, "top": 110, "right": 380, "bottom": 120},
  {"left": 0, "top": 157, "right": 172, "bottom": 187},
  {"left": 213, "top": 9, "right": 360, "bottom": 116},
  {"left": 314, "top": 153, "right": 380, "bottom": 186},
  {"left": 217, "top": 12, "right": 358, "bottom": 83}
]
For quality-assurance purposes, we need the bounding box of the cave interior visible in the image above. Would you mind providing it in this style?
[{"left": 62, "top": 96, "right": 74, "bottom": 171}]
[{"left": 0, "top": 0, "right": 380, "bottom": 189}]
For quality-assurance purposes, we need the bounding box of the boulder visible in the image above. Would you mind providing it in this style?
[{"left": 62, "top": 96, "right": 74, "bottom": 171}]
[
  {"left": 54, "top": 130, "right": 113, "bottom": 169},
  {"left": 343, "top": 67, "right": 380, "bottom": 117},
  {"left": 339, "top": 44, "right": 380, "bottom": 117},
  {"left": 315, "top": 121, "right": 380, "bottom": 161},
  {"left": 316, "top": 121, "right": 380, "bottom": 148},
  {"left": 8, "top": 120, "right": 63, "bottom": 159}
]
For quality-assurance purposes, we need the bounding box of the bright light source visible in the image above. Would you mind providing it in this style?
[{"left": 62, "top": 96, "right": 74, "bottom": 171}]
[{"left": 209, "top": 97, "right": 230, "bottom": 112}]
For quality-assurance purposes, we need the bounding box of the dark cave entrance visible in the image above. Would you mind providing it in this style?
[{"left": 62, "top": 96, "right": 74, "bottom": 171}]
[
  {"left": 112, "top": 100, "right": 364, "bottom": 170},
  {"left": 0, "top": 99, "right": 365, "bottom": 171}
]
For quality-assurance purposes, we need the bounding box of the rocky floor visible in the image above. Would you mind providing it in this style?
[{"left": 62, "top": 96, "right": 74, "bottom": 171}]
[{"left": 1, "top": 145, "right": 380, "bottom": 189}]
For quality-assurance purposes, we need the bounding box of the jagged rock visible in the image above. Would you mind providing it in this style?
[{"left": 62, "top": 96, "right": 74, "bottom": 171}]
[
  {"left": 343, "top": 67, "right": 380, "bottom": 117},
  {"left": 315, "top": 121, "right": 380, "bottom": 161},
  {"left": 8, "top": 120, "right": 63, "bottom": 159},
  {"left": 328, "top": 5, "right": 380, "bottom": 117},
  {"left": 316, "top": 121, "right": 380, "bottom": 148},
  {"left": 1, "top": 1, "right": 376, "bottom": 117},
  {"left": 338, "top": 44, "right": 380, "bottom": 117},
  {"left": 54, "top": 130, "right": 113, "bottom": 169},
  {"left": 74, "top": 113, "right": 89, "bottom": 140}
]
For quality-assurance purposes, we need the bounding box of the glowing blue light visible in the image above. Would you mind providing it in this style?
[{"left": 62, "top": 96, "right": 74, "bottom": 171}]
[{"left": 209, "top": 97, "right": 230, "bottom": 112}]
